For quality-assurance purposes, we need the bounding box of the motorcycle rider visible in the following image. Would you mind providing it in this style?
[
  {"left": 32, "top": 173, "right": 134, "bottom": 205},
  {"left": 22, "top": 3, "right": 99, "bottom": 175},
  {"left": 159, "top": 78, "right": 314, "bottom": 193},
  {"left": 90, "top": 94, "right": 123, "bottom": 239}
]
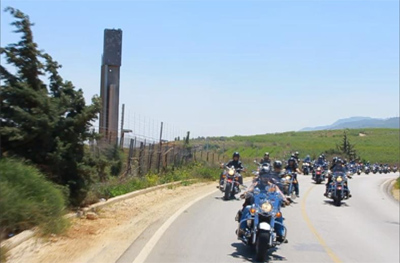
[
  {"left": 324, "top": 159, "right": 351, "bottom": 197},
  {"left": 285, "top": 157, "right": 302, "bottom": 197},
  {"left": 303, "top": 155, "right": 311, "bottom": 163},
  {"left": 237, "top": 160, "right": 289, "bottom": 243},
  {"left": 220, "top": 152, "right": 244, "bottom": 186},
  {"left": 260, "top": 152, "right": 271, "bottom": 165},
  {"left": 290, "top": 151, "right": 300, "bottom": 164}
]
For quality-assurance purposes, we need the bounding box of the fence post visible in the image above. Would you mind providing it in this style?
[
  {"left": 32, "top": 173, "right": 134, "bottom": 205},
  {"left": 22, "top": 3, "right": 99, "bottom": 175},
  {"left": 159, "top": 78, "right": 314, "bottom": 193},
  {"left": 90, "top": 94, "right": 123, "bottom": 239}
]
[
  {"left": 124, "top": 138, "right": 134, "bottom": 176},
  {"left": 148, "top": 143, "right": 153, "bottom": 172},
  {"left": 157, "top": 122, "right": 163, "bottom": 173},
  {"left": 139, "top": 142, "right": 144, "bottom": 177},
  {"left": 206, "top": 152, "right": 209, "bottom": 162}
]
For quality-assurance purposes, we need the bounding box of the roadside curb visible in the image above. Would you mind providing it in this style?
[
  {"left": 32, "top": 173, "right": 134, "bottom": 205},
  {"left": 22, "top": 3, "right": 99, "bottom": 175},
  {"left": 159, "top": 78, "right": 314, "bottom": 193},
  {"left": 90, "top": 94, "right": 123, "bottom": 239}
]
[
  {"left": 1, "top": 179, "right": 199, "bottom": 251},
  {"left": 66, "top": 180, "right": 196, "bottom": 218}
]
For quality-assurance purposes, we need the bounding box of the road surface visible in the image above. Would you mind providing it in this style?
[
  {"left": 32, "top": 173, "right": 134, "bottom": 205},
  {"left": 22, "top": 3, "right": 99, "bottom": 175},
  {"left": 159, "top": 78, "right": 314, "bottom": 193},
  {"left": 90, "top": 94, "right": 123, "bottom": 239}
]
[{"left": 119, "top": 173, "right": 399, "bottom": 263}]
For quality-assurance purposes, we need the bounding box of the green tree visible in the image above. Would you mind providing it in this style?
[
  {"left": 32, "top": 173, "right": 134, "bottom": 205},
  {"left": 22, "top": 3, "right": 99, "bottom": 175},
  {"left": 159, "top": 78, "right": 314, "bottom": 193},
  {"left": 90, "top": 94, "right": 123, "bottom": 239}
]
[
  {"left": 0, "top": 7, "right": 100, "bottom": 206},
  {"left": 336, "top": 130, "right": 358, "bottom": 160}
]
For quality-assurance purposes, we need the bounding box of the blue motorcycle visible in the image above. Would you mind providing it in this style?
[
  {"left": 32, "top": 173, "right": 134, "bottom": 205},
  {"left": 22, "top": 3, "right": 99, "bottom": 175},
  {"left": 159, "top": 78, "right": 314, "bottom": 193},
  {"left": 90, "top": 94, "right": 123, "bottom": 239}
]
[{"left": 237, "top": 185, "right": 287, "bottom": 262}]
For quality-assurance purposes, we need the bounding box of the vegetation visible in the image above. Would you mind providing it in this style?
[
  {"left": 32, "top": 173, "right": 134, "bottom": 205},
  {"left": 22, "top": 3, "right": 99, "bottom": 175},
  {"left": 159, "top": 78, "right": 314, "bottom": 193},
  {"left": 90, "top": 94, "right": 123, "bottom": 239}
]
[
  {"left": 191, "top": 129, "right": 400, "bottom": 165},
  {"left": 0, "top": 159, "right": 68, "bottom": 240},
  {"left": 81, "top": 162, "right": 221, "bottom": 206},
  {"left": 337, "top": 130, "right": 358, "bottom": 160},
  {"left": 0, "top": 7, "right": 127, "bottom": 206},
  {"left": 395, "top": 177, "right": 400, "bottom": 190}
]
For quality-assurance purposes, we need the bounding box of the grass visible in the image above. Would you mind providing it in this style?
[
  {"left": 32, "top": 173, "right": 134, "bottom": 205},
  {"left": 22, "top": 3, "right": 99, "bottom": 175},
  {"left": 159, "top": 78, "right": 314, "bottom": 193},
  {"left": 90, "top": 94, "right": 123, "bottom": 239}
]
[
  {"left": 395, "top": 177, "right": 400, "bottom": 190},
  {"left": 81, "top": 162, "right": 221, "bottom": 206},
  {"left": 191, "top": 128, "right": 400, "bottom": 166},
  {"left": 0, "top": 158, "right": 69, "bottom": 240}
]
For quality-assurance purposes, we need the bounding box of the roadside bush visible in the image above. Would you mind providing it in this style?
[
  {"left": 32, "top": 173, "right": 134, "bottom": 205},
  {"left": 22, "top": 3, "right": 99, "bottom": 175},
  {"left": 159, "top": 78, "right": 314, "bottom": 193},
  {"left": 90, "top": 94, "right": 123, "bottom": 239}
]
[
  {"left": 395, "top": 177, "right": 400, "bottom": 190},
  {"left": 0, "top": 159, "right": 68, "bottom": 239},
  {"left": 82, "top": 162, "right": 221, "bottom": 206}
]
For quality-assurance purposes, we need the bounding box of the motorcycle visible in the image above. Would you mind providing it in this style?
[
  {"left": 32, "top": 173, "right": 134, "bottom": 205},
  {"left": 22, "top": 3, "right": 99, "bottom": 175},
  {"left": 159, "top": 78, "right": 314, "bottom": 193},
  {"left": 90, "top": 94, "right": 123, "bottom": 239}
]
[
  {"left": 372, "top": 165, "right": 379, "bottom": 174},
  {"left": 281, "top": 171, "right": 298, "bottom": 200},
  {"left": 302, "top": 162, "right": 311, "bottom": 175},
  {"left": 219, "top": 166, "right": 243, "bottom": 200},
  {"left": 392, "top": 166, "right": 398, "bottom": 173},
  {"left": 236, "top": 185, "right": 287, "bottom": 262},
  {"left": 364, "top": 166, "right": 371, "bottom": 175},
  {"left": 383, "top": 165, "right": 389, "bottom": 174},
  {"left": 326, "top": 172, "right": 351, "bottom": 207},
  {"left": 313, "top": 166, "right": 326, "bottom": 184},
  {"left": 356, "top": 165, "right": 362, "bottom": 175}
]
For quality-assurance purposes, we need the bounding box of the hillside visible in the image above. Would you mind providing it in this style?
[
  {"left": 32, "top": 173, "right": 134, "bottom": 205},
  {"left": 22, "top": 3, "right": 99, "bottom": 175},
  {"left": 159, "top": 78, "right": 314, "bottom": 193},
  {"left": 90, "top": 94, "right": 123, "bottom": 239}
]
[
  {"left": 301, "top": 117, "right": 399, "bottom": 131},
  {"left": 190, "top": 128, "right": 400, "bottom": 165}
]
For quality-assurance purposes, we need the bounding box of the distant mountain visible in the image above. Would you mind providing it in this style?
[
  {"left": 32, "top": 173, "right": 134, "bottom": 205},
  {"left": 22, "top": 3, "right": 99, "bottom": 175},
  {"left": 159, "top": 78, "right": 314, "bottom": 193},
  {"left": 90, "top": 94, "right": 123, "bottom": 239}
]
[{"left": 300, "top": 117, "right": 399, "bottom": 131}]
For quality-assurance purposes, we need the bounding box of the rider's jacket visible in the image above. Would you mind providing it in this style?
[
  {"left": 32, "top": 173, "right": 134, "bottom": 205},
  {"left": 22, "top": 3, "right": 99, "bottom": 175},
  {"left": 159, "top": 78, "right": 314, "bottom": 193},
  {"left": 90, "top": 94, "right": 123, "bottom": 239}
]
[
  {"left": 260, "top": 158, "right": 271, "bottom": 165},
  {"left": 225, "top": 160, "right": 244, "bottom": 170}
]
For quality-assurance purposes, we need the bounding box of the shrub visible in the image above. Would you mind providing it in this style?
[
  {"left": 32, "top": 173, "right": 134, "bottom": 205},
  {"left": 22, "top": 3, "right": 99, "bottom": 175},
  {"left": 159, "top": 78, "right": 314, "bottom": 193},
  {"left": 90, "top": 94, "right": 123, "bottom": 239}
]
[
  {"left": 0, "top": 159, "right": 68, "bottom": 239},
  {"left": 395, "top": 177, "right": 400, "bottom": 190}
]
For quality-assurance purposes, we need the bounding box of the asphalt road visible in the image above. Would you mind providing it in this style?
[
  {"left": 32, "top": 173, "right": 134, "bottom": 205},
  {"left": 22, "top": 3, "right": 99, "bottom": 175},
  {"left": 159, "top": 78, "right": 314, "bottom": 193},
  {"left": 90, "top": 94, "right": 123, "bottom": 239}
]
[{"left": 122, "top": 173, "right": 399, "bottom": 263}]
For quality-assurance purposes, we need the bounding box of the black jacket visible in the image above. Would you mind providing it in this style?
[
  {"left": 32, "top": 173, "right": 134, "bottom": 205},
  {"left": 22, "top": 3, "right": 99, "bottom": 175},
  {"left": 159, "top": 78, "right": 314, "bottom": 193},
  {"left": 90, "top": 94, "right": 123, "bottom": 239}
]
[{"left": 225, "top": 160, "right": 244, "bottom": 171}]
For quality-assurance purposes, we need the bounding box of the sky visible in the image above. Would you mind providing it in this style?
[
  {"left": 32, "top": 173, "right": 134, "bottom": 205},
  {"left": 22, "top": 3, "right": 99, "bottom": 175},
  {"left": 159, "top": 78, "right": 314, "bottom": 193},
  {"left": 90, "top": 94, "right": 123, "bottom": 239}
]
[{"left": 1, "top": 0, "right": 399, "bottom": 138}]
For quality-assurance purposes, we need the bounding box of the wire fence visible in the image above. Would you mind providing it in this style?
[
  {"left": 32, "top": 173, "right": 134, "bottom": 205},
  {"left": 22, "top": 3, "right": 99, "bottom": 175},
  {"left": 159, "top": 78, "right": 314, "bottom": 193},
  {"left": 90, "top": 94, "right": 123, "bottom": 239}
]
[{"left": 121, "top": 138, "right": 228, "bottom": 177}]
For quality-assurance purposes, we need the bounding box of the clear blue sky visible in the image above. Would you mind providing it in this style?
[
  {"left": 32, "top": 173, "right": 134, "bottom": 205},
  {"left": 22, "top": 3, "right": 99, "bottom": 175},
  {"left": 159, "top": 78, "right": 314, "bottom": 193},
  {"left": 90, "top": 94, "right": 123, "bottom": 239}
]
[{"left": 1, "top": 0, "right": 399, "bottom": 138}]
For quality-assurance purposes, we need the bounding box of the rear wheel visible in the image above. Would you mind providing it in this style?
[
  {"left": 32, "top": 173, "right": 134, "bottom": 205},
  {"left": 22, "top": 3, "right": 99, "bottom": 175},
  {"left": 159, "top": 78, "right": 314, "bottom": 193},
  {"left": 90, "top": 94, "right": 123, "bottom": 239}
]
[
  {"left": 255, "top": 230, "right": 270, "bottom": 262},
  {"left": 224, "top": 182, "right": 231, "bottom": 200}
]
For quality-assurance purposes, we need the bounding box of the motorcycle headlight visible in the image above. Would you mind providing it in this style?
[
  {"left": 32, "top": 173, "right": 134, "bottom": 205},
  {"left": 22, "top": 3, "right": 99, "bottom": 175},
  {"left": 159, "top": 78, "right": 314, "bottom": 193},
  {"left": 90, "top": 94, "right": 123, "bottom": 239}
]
[
  {"left": 228, "top": 170, "right": 234, "bottom": 176},
  {"left": 286, "top": 176, "right": 291, "bottom": 180},
  {"left": 337, "top": 176, "right": 343, "bottom": 182},
  {"left": 261, "top": 202, "right": 272, "bottom": 213}
]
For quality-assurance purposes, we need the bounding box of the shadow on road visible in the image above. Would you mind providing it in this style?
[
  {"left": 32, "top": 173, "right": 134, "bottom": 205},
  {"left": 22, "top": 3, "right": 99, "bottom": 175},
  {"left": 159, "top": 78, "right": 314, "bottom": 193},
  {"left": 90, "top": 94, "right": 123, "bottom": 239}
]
[
  {"left": 229, "top": 242, "right": 287, "bottom": 262},
  {"left": 322, "top": 200, "right": 350, "bottom": 207},
  {"left": 214, "top": 196, "right": 241, "bottom": 201}
]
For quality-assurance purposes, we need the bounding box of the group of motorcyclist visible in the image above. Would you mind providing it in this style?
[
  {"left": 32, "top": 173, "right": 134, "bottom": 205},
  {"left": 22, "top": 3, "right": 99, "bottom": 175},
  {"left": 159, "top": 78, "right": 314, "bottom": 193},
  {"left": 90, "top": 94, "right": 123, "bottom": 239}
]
[
  {"left": 302, "top": 155, "right": 398, "bottom": 176},
  {"left": 220, "top": 151, "right": 304, "bottom": 245},
  {"left": 218, "top": 151, "right": 371, "bottom": 248}
]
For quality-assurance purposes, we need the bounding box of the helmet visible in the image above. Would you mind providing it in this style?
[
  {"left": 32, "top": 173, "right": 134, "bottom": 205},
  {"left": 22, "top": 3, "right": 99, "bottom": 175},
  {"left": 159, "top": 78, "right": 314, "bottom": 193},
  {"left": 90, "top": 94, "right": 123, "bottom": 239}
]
[
  {"left": 319, "top": 155, "right": 323, "bottom": 159},
  {"left": 332, "top": 156, "right": 338, "bottom": 163},
  {"left": 321, "top": 154, "right": 325, "bottom": 158},
  {"left": 273, "top": 160, "right": 282, "bottom": 169},
  {"left": 232, "top": 152, "right": 240, "bottom": 158},
  {"left": 289, "top": 157, "right": 296, "bottom": 163},
  {"left": 295, "top": 151, "right": 299, "bottom": 156},
  {"left": 259, "top": 165, "right": 271, "bottom": 175},
  {"left": 264, "top": 152, "right": 269, "bottom": 157}
]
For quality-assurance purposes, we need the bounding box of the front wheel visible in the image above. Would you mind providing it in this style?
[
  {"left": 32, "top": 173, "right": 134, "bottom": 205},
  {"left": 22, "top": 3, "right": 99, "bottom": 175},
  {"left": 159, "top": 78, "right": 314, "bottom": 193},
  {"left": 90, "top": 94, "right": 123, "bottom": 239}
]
[
  {"left": 224, "top": 182, "right": 232, "bottom": 200},
  {"left": 334, "top": 191, "right": 342, "bottom": 206},
  {"left": 255, "top": 230, "right": 270, "bottom": 262}
]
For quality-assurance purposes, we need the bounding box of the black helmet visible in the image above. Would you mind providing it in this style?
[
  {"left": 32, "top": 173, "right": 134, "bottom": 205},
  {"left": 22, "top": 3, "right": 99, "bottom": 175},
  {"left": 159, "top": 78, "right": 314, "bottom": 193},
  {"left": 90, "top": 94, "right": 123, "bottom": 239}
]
[
  {"left": 264, "top": 152, "right": 269, "bottom": 157},
  {"left": 321, "top": 154, "right": 325, "bottom": 158},
  {"left": 273, "top": 160, "right": 283, "bottom": 169},
  {"left": 332, "top": 156, "right": 338, "bottom": 163},
  {"left": 233, "top": 152, "right": 240, "bottom": 158},
  {"left": 289, "top": 157, "right": 296, "bottom": 163}
]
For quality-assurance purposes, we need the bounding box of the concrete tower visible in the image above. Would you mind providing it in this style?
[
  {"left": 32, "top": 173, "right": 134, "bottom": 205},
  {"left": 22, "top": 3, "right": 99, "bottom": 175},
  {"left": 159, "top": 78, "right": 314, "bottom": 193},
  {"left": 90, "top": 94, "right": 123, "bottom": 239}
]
[{"left": 99, "top": 29, "right": 122, "bottom": 143}]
